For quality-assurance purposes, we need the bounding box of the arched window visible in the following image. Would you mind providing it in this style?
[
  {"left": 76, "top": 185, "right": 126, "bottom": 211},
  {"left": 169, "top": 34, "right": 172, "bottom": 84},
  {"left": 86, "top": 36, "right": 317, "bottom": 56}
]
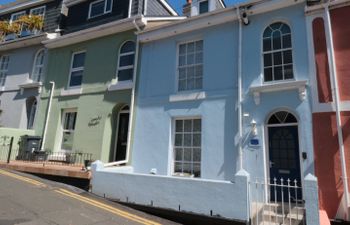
[
  {"left": 32, "top": 49, "right": 45, "bottom": 82},
  {"left": 26, "top": 97, "right": 37, "bottom": 129},
  {"left": 117, "top": 41, "right": 135, "bottom": 81},
  {"left": 268, "top": 111, "right": 297, "bottom": 125},
  {"left": 263, "top": 22, "right": 293, "bottom": 82}
]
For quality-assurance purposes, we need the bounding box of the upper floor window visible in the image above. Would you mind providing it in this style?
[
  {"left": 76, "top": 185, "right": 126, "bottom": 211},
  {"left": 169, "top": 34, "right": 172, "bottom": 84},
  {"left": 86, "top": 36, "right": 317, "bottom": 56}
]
[
  {"left": 30, "top": 6, "right": 46, "bottom": 16},
  {"left": 117, "top": 41, "right": 135, "bottom": 81},
  {"left": 68, "top": 51, "right": 85, "bottom": 88},
  {"left": 174, "top": 118, "right": 202, "bottom": 177},
  {"left": 89, "top": 0, "right": 113, "bottom": 19},
  {"left": 32, "top": 49, "right": 45, "bottom": 82},
  {"left": 10, "top": 11, "right": 26, "bottom": 23},
  {"left": 178, "top": 40, "right": 203, "bottom": 91},
  {"left": 0, "top": 55, "right": 10, "bottom": 86},
  {"left": 199, "top": 0, "right": 209, "bottom": 14},
  {"left": 263, "top": 22, "right": 293, "bottom": 82}
]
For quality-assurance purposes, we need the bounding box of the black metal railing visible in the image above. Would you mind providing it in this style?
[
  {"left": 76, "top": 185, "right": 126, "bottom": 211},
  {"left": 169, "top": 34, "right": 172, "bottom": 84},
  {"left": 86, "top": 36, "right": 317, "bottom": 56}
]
[{"left": 0, "top": 136, "right": 93, "bottom": 168}]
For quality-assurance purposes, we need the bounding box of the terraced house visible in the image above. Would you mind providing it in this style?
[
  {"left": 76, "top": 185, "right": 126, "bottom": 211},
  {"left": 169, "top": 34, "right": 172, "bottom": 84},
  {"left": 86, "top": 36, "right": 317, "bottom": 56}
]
[
  {"left": 0, "top": 0, "right": 63, "bottom": 136},
  {"left": 35, "top": 0, "right": 182, "bottom": 163}
]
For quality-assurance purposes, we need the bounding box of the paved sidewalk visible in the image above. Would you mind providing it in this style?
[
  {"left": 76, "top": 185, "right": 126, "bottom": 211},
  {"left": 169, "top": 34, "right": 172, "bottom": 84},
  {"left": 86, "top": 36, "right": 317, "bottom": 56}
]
[{"left": 0, "top": 169, "right": 179, "bottom": 225}]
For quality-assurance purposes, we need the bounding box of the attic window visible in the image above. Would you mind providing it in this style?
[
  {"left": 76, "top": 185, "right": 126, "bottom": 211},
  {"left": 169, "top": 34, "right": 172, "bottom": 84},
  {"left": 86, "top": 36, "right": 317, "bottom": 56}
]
[
  {"left": 199, "top": 0, "right": 209, "bottom": 14},
  {"left": 88, "top": 0, "right": 113, "bottom": 19}
]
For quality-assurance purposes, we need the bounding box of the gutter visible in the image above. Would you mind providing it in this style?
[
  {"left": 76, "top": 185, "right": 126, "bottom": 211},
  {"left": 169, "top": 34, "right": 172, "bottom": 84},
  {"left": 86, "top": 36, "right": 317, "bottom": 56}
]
[
  {"left": 104, "top": 19, "right": 142, "bottom": 168},
  {"left": 324, "top": 1, "right": 350, "bottom": 217},
  {"left": 41, "top": 81, "right": 55, "bottom": 151}
]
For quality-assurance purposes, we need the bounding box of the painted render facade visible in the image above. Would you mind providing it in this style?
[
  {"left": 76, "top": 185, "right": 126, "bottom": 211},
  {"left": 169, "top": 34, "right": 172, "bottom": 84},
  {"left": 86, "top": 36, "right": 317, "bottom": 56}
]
[
  {"left": 91, "top": 0, "right": 320, "bottom": 223},
  {"left": 307, "top": 1, "right": 350, "bottom": 221}
]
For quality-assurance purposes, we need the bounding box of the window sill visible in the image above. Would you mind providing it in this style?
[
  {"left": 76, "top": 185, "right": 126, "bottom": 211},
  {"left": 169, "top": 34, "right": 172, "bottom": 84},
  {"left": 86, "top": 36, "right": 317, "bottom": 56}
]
[
  {"left": 249, "top": 80, "right": 307, "bottom": 105},
  {"left": 19, "top": 81, "right": 43, "bottom": 94},
  {"left": 107, "top": 80, "right": 133, "bottom": 91},
  {"left": 60, "top": 87, "right": 82, "bottom": 96},
  {"left": 169, "top": 91, "right": 206, "bottom": 102}
]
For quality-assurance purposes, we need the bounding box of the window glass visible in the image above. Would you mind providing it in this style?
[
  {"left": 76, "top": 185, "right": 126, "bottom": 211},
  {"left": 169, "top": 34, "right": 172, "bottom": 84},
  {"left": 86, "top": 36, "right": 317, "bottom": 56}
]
[
  {"left": 10, "top": 11, "right": 25, "bottom": 22},
  {"left": 0, "top": 56, "right": 9, "bottom": 86},
  {"left": 199, "top": 0, "right": 209, "bottom": 14},
  {"left": 178, "top": 40, "right": 203, "bottom": 91},
  {"left": 263, "top": 22, "right": 293, "bottom": 82},
  {"left": 69, "top": 52, "right": 85, "bottom": 87},
  {"left": 89, "top": 0, "right": 112, "bottom": 18},
  {"left": 117, "top": 41, "right": 135, "bottom": 81},
  {"left": 174, "top": 118, "right": 201, "bottom": 177},
  {"left": 61, "top": 111, "right": 77, "bottom": 151},
  {"left": 30, "top": 6, "right": 45, "bottom": 16},
  {"left": 32, "top": 49, "right": 45, "bottom": 82}
]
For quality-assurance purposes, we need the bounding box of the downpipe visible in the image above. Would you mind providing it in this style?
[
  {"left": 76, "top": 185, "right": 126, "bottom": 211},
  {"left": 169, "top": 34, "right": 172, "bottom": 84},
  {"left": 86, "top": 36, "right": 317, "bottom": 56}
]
[
  {"left": 324, "top": 2, "right": 350, "bottom": 217},
  {"left": 41, "top": 81, "right": 55, "bottom": 151}
]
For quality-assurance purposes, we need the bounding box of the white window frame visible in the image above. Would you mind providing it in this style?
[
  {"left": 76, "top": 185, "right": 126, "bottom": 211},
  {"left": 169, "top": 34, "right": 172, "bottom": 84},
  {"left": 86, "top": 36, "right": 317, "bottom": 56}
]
[
  {"left": 116, "top": 40, "right": 135, "bottom": 82},
  {"left": 30, "top": 6, "right": 46, "bottom": 16},
  {"left": 0, "top": 55, "right": 10, "bottom": 87},
  {"left": 27, "top": 98, "right": 37, "bottom": 130},
  {"left": 262, "top": 22, "right": 294, "bottom": 83},
  {"left": 31, "top": 49, "right": 45, "bottom": 82},
  {"left": 88, "top": 0, "right": 113, "bottom": 19},
  {"left": 68, "top": 50, "right": 86, "bottom": 89},
  {"left": 176, "top": 39, "right": 204, "bottom": 93},
  {"left": 172, "top": 117, "right": 202, "bottom": 178},
  {"left": 60, "top": 109, "right": 77, "bottom": 151},
  {"left": 10, "top": 11, "right": 26, "bottom": 23}
]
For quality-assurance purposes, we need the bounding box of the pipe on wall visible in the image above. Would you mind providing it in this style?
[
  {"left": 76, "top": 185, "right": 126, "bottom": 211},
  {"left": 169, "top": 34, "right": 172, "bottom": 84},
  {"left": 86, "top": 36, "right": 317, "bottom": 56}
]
[
  {"left": 236, "top": 7, "right": 244, "bottom": 172},
  {"left": 324, "top": 2, "right": 350, "bottom": 217},
  {"left": 41, "top": 81, "right": 55, "bottom": 151}
]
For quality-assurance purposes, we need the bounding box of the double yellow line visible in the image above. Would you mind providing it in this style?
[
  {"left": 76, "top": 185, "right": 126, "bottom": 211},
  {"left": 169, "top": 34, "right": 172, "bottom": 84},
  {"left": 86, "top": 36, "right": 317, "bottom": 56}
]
[
  {"left": 55, "top": 188, "right": 162, "bottom": 225},
  {"left": 0, "top": 169, "right": 161, "bottom": 225},
  {"left": 0, "top": 169, "right": 46, "bottom": 187}
]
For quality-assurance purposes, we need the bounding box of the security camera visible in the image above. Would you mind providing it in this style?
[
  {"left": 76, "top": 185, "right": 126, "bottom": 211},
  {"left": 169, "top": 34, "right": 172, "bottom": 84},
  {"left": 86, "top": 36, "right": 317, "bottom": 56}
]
[{"left": 242, "top": 12, "right": 249, "bottom": 25}]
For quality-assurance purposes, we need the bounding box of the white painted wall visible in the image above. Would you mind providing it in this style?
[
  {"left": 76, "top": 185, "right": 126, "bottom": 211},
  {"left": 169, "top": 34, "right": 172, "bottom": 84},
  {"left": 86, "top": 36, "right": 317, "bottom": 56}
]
[{"left": 91, "top": 161, "right": 250, "bottom": 222}]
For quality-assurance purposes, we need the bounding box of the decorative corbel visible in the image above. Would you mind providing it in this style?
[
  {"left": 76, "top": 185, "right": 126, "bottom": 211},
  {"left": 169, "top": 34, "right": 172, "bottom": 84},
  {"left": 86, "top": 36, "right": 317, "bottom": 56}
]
[
  {"left": 299, "top": 86, "right": 306, "bottom": 101},
  {"left": 253, "top": 91, "right": 260, "bottom": 105}
]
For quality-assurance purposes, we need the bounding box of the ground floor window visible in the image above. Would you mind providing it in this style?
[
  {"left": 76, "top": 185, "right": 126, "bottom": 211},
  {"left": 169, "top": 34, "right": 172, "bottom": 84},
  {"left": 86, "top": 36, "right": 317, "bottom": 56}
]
[
  {"left": 61, "top": 110, "right": 77, "bottom": 151},
  {"left": 173, "top": 118, "right": 201, "bottom": 177}
]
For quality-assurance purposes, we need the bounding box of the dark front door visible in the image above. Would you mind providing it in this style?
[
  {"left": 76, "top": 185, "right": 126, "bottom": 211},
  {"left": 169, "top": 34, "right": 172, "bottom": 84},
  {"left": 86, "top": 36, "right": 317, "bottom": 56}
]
[
  {"left": 115, "top": 112, "right": 129, "bottom": 162},
  {"left": 268, "top": 125, "right": 302, "bottom": 201}
]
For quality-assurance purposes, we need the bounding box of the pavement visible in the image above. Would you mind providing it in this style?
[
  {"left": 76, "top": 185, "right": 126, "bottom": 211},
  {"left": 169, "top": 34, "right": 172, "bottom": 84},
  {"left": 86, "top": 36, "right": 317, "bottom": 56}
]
[{"left": 0, "top": 169, "right": 179, "bottom": 225}]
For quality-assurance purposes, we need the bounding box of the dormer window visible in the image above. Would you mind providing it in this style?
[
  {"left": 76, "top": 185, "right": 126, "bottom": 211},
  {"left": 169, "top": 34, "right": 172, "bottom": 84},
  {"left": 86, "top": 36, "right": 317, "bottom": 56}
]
[
  {"left": 30, "top": 6, "right": 46, "bottom": 16},
  {"left": 199, "top": 0, "right": 209, "bottom": 14},
  {"left": 10, "top": 11, "right": 26, "bottom": 23},
  {"left": 88, "top": 0, "right": 113, "bottom": 19}
]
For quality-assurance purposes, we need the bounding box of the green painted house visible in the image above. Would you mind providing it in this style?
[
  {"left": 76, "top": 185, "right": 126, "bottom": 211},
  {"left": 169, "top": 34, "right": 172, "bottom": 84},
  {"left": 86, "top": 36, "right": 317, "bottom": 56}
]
[{"left": 35, "top": 0, "right": 182, "bottom": 163}]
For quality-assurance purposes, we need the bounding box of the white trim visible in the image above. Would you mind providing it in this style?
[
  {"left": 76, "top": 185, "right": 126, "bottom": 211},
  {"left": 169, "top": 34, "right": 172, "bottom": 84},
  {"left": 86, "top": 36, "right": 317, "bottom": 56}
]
[
  {"left": 107, "top": 80, "right": 133, "bottom": 91},
  {"left": 30, "top": 5, "right": 46, "bottom": 16},
  {"left": 88, "top": 0, "right": 113, "bottom": 19},
  {"left": 169, "top": 91, "right": 206, "bottom": 102},
  {"left": 67, "top": 50, "right": 86, "bottom": 89},
  {"left": 60, "top": 88, "right": 82, "bottom": 96},
  {"left": 31, "top": 48, "right": 45, "bottom": 82},
  {"left": 138, "top": 0, "right": 306, "bottom": 43},
  {"left": 0, "top": 0, "right": 49, "bottom": 15},
  {"left": 0, "top": 33, "right": 51, "bottom": 52},
  {"left": 10, "top": 10, "right": 26, "bottom": 23},
  {"left": 60, "top": 109, "right": 78, "bottom": 152},
  {"left": 250, "top": 80, "right": 307, "bottom": 105},
  {"left": 112, "top": 105, "right": 130, "bottom": 164},
  {"left": 116, "top": 40, "right": 136, "bottom": 82},
  {"left": 158, "top": 0, "right": 178, "bottom": 16}
]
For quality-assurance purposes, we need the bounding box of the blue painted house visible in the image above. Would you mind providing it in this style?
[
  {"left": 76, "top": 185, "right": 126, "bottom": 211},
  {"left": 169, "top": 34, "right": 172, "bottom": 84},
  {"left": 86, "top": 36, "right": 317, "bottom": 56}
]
[{"left": 91, "top": 0, "right": 320, "bottom": 224}]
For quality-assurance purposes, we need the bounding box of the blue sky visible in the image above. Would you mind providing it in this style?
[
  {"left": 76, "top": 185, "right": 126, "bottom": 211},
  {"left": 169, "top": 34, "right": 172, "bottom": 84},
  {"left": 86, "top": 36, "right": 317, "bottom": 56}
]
[{"left": 0, "top": 0, "right": 245, "bottom": 14}]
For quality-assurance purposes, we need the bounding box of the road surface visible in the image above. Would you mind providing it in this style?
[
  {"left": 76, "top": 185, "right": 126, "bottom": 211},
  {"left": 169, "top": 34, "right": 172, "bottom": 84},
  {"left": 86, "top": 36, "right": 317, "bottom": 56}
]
[{"left": 0, "top": 169, "right": 179, "bottom": 225}]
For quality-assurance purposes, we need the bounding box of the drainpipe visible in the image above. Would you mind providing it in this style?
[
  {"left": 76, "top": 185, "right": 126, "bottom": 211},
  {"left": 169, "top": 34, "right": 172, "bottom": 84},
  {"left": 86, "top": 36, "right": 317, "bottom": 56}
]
[
  {"left": 143, "top": 0, "right": 148, "bottom": 15},
  {"left": 236, "top": 7, "right": 244, "bottom": 171},
  {"left": 105, "top": 19, "right": 142, "bottom": 168},
  {"left": 41, "top": 81, "right": 55, "bottom": 151},
  {"left": 324, "top": 2, "right": 350, "bottom": 215}
]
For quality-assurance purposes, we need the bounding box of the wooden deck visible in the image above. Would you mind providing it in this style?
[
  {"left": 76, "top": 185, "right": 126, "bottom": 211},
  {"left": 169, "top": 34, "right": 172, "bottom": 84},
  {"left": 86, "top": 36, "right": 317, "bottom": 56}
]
[{"left": 0, "top": 161, "right": 91, "bottom": 179}]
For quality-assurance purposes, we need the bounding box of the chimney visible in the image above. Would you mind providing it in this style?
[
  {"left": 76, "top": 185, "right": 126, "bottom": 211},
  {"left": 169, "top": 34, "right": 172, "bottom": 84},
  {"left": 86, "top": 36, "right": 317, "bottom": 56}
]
[{"left": 182, "top": 0, "right": 192, "bottom": 17}]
